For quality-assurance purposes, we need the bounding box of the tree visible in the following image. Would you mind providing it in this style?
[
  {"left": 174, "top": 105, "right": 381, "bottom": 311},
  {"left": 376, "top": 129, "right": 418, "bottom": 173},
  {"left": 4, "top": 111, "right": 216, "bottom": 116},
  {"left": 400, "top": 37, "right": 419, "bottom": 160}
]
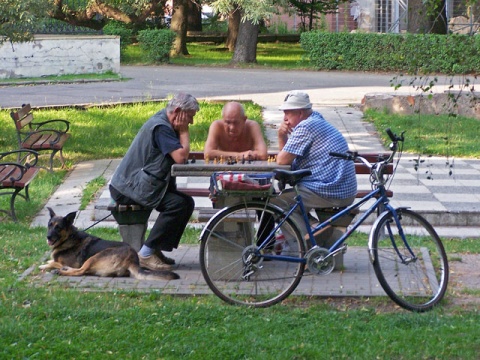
[
  {"left": 211, "top": 0, "right": 282, "bottom": 63},
  {"left": 407, "top": 0, "right": 448, "bottom": 34},
  {"left": 48, "top": 0, "right": 167, "bottom": 30},
  {"left": 187, "top": 0, "right": 203, "bottom": 31},
  {"left": 171, "top": 0, "right": 189, "bottom": 55},
  {"left": 231, "top": 13, "right": 259, "bottom": 63},
  {"left": 0, "top": 0, "right": 52, "bottom": 44},
  {"left": 289, "top": 0, "right": 348, "bottom": 31}
]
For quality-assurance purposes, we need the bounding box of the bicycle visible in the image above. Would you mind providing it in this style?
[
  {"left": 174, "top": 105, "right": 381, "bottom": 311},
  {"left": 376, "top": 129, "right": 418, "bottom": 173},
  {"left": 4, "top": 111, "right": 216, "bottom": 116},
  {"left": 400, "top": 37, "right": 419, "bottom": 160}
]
[{"left": 199, "top": 129, "right": 449, "bottom": 312}]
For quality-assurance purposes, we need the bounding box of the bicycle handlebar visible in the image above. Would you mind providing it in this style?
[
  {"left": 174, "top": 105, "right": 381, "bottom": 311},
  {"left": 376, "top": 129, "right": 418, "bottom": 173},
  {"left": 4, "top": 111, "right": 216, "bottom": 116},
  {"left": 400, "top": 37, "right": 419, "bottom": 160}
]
[
  {"left": 328, "top": 151, "right": 357, "bottom": 161},
  {"left": 329, "top": 128, "right": 405, "bottom": 171},
  {"left": 386, "top": 127, "right": 405, "bottom": 142}
]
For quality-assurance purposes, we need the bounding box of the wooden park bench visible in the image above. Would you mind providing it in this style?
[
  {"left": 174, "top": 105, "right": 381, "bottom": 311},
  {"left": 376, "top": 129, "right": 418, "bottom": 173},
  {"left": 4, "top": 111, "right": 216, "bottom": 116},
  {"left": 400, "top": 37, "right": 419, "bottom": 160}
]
[
  {"left": 10, "top": 104, "right": 71, "bottom": 172},
  {"left": 0, "top": 149, "right": 40, "bottom": 222}
]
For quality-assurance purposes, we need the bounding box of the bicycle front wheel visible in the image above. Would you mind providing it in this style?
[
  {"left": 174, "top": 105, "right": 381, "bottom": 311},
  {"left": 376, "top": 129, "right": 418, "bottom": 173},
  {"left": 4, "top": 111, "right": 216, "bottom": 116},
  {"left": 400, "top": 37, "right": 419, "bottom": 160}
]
[
  {"left": 199, "top": 201, "right": 306, "bottom": 307},
  {"left": 370, "top": 208, "right": 449, "bottom": 312}
]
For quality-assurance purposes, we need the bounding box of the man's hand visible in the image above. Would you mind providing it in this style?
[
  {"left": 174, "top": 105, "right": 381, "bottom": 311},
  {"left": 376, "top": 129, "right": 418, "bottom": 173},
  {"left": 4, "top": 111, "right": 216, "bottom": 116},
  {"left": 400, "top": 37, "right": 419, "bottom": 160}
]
[
  {"left": 173, "top": 111, "right": 191, "bottom": 133},
  {"left": 278, "top": 122, "right": 291, "bottom": 150},
  {"left": 278, "top": 122, "right": 292, "bottom": 137}
]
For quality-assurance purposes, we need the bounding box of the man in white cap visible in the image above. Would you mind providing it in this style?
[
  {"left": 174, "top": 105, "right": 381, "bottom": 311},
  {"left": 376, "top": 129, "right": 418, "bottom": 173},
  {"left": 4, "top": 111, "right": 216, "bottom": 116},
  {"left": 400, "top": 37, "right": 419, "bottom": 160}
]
[{"left": 270, "top": 90, "right": 358, "bottom": 247}]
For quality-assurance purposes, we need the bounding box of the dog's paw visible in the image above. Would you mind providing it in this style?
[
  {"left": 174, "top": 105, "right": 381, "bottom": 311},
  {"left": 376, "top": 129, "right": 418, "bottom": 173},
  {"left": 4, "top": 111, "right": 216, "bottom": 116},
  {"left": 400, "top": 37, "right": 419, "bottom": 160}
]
[{"left": 39, "top": 264, "right": 48, "bottom": 270}]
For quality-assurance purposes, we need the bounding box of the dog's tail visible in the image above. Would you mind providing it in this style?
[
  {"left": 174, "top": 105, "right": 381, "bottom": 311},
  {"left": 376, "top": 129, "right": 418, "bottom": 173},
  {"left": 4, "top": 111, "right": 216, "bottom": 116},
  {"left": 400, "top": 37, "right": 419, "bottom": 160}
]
[{"left": 129, "top": 265, "right": 180, "bottom": 281}]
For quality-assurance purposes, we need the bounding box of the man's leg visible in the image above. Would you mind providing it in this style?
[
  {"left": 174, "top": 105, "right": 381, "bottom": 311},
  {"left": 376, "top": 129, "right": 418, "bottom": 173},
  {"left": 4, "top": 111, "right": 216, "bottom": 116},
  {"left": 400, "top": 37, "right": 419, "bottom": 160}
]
[
  {"left": 270, "top": 186, "right": 355, "bottom": 246},
  {"left": 145, "top": 189, "right": 195, "bottom": 252},
  {"left": 138, "top": 190, "right": 194, "bottom": 270}
]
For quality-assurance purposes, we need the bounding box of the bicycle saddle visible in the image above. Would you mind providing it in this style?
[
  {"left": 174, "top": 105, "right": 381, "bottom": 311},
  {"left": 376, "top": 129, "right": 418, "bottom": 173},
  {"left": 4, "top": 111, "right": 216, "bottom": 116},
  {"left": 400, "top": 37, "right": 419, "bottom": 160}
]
[{"left": 273, "top": 169, "right": 312, "bottom": 186}]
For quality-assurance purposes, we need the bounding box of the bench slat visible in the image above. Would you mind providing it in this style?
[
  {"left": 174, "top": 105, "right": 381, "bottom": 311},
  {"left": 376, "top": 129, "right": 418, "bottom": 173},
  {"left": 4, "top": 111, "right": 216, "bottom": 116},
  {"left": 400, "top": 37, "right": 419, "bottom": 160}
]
[{"left": 23, "top": 133, "right": 70, "bottom": 150}]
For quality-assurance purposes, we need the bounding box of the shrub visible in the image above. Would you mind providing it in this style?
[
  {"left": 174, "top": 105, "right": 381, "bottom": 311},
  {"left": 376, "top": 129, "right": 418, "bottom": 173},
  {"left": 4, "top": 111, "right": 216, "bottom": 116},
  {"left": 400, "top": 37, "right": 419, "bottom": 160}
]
[
  {"left": 137, "top": 29, "right": 176, "bottom": 63},
  {"left": 300, "top": 31, "right": 480, "bottom": 74},
  {"left": 102, "top": 21, "right": 134, "bottom": 48}
]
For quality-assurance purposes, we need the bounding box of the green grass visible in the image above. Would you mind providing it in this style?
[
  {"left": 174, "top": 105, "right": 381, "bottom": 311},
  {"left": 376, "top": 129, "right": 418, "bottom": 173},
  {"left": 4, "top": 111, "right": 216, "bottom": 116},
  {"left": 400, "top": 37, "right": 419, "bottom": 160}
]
[
  {"left": 80, "top": 176, "right": 107, "bottom": 210},
  {"left": 2, "top": 288, "right": 479, "bottom": 359},
  {"left": 123, "top": 42, "right": 310, "bottom": 69},
  {"left": 364, "top": 109, "right": 480, "bottom": 158}
]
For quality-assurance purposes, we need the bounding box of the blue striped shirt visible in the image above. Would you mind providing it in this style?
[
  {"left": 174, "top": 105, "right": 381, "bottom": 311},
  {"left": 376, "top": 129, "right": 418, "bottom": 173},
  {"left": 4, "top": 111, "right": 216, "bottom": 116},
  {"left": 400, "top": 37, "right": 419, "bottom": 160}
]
[{"left": 283, "top": 111, "right": 357, "bottom": 199}]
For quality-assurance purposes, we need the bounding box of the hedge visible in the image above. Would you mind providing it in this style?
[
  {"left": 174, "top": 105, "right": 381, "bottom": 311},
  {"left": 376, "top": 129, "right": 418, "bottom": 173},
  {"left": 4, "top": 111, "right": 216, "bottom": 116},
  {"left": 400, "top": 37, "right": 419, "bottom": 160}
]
[
  {"left": 300, "top": 31, "right": 480, "bottom": 74},
  {"left": 137, "top": 29, "right": 176, "bottom": 63}
]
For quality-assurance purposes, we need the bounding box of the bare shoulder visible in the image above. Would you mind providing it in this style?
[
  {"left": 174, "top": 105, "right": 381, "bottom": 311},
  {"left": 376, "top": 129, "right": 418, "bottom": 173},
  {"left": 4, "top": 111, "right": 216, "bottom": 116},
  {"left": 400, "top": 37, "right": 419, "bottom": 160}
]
[
  {"left": 246, "top": 119, "right": 262, "bottom": 131},
  {"left": 207, "top": 120, "right": 223, "bottom": 134},
  {"left": 209, "top": 120, "right": 223, "bottom": 129}
]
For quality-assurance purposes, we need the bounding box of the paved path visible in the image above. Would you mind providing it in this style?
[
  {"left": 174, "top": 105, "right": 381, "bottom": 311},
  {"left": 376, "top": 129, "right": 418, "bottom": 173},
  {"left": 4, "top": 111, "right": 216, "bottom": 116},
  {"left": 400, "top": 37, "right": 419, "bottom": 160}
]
[
  {"left": 31, "top": 245, "right": 387, "bottom": 297},
  {"left": 6, "top": 66, "right": 478, "bottom": 299}
]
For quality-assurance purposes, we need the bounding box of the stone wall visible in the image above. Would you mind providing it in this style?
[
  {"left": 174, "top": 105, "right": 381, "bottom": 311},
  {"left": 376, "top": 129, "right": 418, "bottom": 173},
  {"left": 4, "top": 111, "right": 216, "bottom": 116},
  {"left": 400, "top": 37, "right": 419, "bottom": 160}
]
[
  {"left": 361, "top": 92, "right": 480, "bottom": 120},
  {"left": 0, "top": 35, "right": 120, "bottom": 79}
]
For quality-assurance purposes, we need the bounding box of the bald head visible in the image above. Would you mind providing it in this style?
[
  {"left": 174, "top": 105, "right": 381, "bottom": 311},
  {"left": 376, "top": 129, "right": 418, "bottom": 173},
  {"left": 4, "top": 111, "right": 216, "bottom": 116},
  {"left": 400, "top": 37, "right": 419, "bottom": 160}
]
[{"left": 222, "top": 102, "right": 246, "bottom": 119}]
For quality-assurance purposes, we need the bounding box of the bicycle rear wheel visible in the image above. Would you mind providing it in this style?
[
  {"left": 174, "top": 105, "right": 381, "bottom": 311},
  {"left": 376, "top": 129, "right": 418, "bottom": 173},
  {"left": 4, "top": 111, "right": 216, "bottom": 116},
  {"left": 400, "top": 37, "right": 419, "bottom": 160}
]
[
  {"left": 370, "top": 208, "right": 449, "bottom": 312},
  {"left": 199, "top": 201, "right": 306, "bottom": 307}
]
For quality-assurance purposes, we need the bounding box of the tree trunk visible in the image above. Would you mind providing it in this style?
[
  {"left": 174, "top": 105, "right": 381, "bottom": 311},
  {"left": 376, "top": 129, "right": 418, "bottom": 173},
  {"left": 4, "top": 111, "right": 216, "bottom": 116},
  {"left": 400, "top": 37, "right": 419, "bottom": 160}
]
[
  {"left": 171, "top": 0, "right": 189, "bottom": 56},
  {"left": 226, "top": 6, "right": 241, "bottom": 52},
  {"left": 407, "top": 0, "right": 447, "bottom": 34},
  {"left": 187, "top": 0, "right": 202, "bottom": 32},
  {"left": 231, "top": 17, "right": 259, "bottom": 64},
  {"left": 429, "top": 1, "right": 448, "bottom": 34}
]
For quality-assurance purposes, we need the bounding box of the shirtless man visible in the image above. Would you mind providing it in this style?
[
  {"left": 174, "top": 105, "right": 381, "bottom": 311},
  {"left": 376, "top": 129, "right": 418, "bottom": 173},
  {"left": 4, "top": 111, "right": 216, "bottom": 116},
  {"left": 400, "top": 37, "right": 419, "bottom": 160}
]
[{"left": 204, "top": 102, "right": 268, "bottom": 160}]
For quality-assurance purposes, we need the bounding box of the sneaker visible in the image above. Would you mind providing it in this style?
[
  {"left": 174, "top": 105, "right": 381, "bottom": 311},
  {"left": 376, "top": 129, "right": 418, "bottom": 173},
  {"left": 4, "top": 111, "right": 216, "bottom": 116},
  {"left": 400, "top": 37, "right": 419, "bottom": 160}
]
[
  {"left": 154, "top": 250, "right": 176, "bottom": 265},
  {"left": 138, "top": 254, "right": 173, "bottom": 271}
]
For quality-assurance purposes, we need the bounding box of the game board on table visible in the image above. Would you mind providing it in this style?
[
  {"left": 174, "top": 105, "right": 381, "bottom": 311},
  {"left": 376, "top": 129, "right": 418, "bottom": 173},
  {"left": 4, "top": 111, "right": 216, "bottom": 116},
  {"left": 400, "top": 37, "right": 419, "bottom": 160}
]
[{"left": 171, "top": 155, "right": 288, "bottom": 177}]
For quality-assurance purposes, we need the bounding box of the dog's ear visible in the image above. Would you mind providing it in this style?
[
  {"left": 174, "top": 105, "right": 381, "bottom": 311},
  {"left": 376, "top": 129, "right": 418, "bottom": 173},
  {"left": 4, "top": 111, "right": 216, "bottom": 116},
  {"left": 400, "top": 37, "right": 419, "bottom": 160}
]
[
  {"left": 64, "top": 212, "right": 77, "bottom": 227},
  {"left": 47, "top": 207, "right": 56, "bottom": 219}
]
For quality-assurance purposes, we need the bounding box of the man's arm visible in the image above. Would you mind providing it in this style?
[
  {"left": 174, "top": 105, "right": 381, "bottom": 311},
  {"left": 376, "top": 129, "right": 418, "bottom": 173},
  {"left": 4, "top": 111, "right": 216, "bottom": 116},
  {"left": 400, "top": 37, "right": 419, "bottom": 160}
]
[
  {"left": 276, "top": 150, "right": 296, "bottom": 165},
  {"left": 170, "top": 111, "right": 191, "bottom": 164},
  {"left": 203, "top": 121, "right": 222, "bottom": 157},
  {"left": 170, "top": 130, "right": 189, "bottom": 164},
  {"left": 248, "top": 121, "right": 268, "bottom": 160},
  {"left": 276, "top": 122, "right": 295, "bottom": 165}
]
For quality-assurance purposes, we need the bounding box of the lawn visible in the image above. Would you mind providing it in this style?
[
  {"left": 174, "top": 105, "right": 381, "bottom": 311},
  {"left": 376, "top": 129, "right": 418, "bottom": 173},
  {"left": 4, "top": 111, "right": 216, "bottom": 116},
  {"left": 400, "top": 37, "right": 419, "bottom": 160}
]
[
  {"left": 1, "top": 43, "right": 480, "bottom": 358},
  {"left": 122, "top": 41, "right": 311, "bottom": 70}
]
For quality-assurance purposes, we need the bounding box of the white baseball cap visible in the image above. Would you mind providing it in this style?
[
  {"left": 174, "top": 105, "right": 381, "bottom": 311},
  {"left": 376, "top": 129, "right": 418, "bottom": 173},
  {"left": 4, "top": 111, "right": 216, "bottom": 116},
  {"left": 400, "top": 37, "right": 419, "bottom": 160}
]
[{"left": 279, "top": 91, "right": 312, "bottom": 110}]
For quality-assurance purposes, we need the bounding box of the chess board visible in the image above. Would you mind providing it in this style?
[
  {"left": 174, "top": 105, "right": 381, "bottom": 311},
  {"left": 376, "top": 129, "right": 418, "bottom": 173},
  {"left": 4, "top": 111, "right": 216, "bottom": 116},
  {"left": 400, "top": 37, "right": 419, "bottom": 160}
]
[{"left": 171, "top": 158, "right": 289, "bottom": 177}]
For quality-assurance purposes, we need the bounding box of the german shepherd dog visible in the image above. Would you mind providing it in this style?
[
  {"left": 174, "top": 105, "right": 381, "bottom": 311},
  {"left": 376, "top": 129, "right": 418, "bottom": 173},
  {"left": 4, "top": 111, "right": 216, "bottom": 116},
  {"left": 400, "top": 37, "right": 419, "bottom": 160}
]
[{"left": 39, "top": 207, "right": 179, "bottom": 280}]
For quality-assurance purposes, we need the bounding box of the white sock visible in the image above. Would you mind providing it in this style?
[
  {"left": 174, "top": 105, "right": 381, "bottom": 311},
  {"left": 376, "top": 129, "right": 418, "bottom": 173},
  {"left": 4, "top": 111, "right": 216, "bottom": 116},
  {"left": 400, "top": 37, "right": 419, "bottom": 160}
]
[{"left": 138, "top": 245, "right": 154, "bottom": 257}]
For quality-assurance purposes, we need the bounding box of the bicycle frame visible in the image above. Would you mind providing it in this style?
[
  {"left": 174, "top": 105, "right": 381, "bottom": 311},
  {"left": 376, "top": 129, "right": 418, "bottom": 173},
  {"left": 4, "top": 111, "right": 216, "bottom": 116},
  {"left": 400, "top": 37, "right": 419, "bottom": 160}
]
[
  {"left": 199, "top": 129, "right": 448, "bottom": 311},
  {"left": 257, "top": 185, "right": 397, "bottom": 263}
]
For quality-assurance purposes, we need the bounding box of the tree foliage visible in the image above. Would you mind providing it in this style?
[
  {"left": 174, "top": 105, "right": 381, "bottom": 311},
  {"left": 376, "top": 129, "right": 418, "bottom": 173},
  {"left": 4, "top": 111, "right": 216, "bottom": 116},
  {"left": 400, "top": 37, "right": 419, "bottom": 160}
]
[
  {"left": 289, "top": 0, "right": 349, "bottom": 31},
  {"left": 49, "top": 0, "right": 167, "bottom": 30},
  {"left": 0, "top": 0, "right": 52, "bottom": 44},
  {"left": 210, "top": 0, "right": 281, "bottom": 24}
]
